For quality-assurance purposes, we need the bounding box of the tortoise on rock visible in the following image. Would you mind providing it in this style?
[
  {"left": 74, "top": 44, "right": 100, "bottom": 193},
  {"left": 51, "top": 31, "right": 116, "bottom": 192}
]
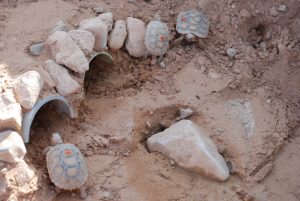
[
  {"left": 175, "top": 10, "right": 209, "bottom": 43},
  {"left": 44, "top": 133, "right": 88, "bottom": 199}
]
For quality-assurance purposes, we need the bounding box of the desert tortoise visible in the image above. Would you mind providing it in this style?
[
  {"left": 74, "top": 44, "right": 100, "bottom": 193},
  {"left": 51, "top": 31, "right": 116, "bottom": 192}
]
[
  {"left": 44, "top": 133, "right": 88, "bottom": 199},
  {"left": 175, "top": 10, "right": 209, "bottom": 42}
]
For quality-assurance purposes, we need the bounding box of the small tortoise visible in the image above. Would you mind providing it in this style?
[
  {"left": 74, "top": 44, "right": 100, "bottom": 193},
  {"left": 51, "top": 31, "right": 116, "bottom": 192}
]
[
  {"left": 175, "top": 10, "right": 209, "bottom": 43},
  {"left": 145, "top": 20, "right": 169, "bottom": 56},
  {"left": 44, "top": 133, "right": 88, "bottom": 199}
]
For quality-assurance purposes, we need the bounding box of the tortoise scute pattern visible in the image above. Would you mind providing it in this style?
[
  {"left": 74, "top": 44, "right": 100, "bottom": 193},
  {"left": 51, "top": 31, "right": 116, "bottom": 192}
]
[
  {"left": 176, "top": 10, "right": 209, "bottom": 38},
  {"left": 46, "top": 143, "right": 88, "bottom": 190},
  {"left": 145, "top": 21, "right": 169, "bottom": 56}
]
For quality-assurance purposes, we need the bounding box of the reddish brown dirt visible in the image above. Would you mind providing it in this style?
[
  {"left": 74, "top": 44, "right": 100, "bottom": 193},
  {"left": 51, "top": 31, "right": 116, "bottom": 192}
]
[{"left": 0, "top": 0, "right": 299, "bottom": 200}]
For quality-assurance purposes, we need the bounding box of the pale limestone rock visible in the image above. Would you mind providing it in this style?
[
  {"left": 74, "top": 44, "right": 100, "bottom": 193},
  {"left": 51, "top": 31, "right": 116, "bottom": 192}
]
[
  {"left": 47, "top": 31, "right": 89, "bottom": 73},
  {"left": 0, "top": 91, "right": 16, "bottom": 108},
  {"left": 36, "top": 68, "right": 55, "bottom": 89},
  {"left": 147, "top": 120, "right": 229, "bottom": 181},
  {"left": 68, "top": 29, "right": 95, "bottom": 56},
  {"left": 13, "top": 71, "right": 44, "bottom": 110},
  {"left": 125, "top": 17, "right": 148, "bottom": 57},
  {"left": 108, "top": 20, "right": 127, "bottom": 51},
  {"left": 97, "top": 12, "right": 113, "bottom": 31},
  {"left": 0, "top": 103, "right": 22, "bottom": 132},
  {"left": 45, "top": 60, "right": 81, "bottom": 97},
  {"left": 79, "top": 17, "right": 109, "bottom": 50},
  {"left": 0, "top": 130, "right": 26, "bottom": 163}
]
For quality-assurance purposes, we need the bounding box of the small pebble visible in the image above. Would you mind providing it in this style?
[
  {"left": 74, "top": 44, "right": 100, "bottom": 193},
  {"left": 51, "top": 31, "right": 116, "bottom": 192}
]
[
  {"left": 29, "top": 42, "right": 45, "bottom": 56},
  {"left": 159, "top": 61, "right": 166, "bottom": 68},
  {"left": 226, "top": 47, "right": 237, "bottom": 59},
  {"left": 277, "top": 4, "right": 288, "bottom": 13},
  {"left": 179, "top": 108, "right": 193, "bottom": 119}
]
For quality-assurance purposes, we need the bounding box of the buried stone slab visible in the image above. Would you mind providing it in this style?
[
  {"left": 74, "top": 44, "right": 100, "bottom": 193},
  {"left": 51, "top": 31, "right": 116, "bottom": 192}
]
[
  {"left": 22, "top": 95, "right": 74, "bottom": 143},
  {"left": 147, "top": 120, "right": 229, "bottom": 181}
]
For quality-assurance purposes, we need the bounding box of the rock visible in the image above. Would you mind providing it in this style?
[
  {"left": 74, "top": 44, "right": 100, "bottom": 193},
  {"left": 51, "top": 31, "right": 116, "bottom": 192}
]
[
  {"left": 226, "top": 47, "right": 237, "bottom": 59},
  {"left": 125, "top": 17, "right": 148, "bottom": 57},
  {"left": 0, "top": 91, "right": 16, "bottom": 108},
  {"left": 0, "top": 130, "right": 26, "bottom": 163},
  {"left": 11, "top": 160, "right": 35, "bottom": 187},
  {"left": 47, "top": 31, "right": 89, "bottom": 73},
  {"left": 68, "top": 29, "right": 95, "bottom": 56},
  {"left": 108, "top": 20, "right": 127, "bottom": 51},
  {"left": 92, "top": 5, "right": 105, "bottom": 14},
  {"left": 277, "top": 4, "right": 288, "bottom": 13},
  {"left": 29, "top": 42, "right": 45, "bottom": 56},
  {"left": 97, "top": 12, "right": 113, "bottom": 31},
  {"left": 94, "top": 191, "right": 113, "bottom": 200},
  {"left": 159, "top": 61, "right": 166, "bottom": 68},
  {"left": 269, "top": 7, "right": 279, "bottom": 17},
  {"left": 179, "top": 108, "right": 193, "bottom": 119},
  {"left": 51, "top": 20, "right": 70, "bottom": 34},
  {"left": 35, "top": 68, "right": 55, "bottom": 89},
  {"left": 147, "top": 120, "right": 229, "bottom": 181},
  {"left": 0, "top": 103, "right": 22, "bottom": 132},
  {"left": 45, "top": 60, "right": 81, "bottom": 96},
  {"left": 79, "top": 17, "right": 109, "bottom": 50},
  {"left": 13, "top": 71, "right": 44, "bottom": 110}
]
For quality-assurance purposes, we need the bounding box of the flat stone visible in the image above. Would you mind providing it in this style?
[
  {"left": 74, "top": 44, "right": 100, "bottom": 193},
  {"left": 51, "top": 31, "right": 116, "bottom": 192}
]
[
  {"left": 108, "top": 20, "right": 127, "bottom": 51},
  {"left": 0, "top": 103, "right": 22, "bottom": 132},
  {"left": 47, "top": 31, "right": 89, "bottom": 73},
  {"left": 97, "top": 12, "right": 113, "bottom": 31},
  {"left": 29, "top": 42, "right": 45, "bottom": 56},
  {"left": 0, "top": 91, "right": 16, "bottom": 108},
  {"left": 277, "top": 4, "right": 288, "bottom": 13},
  {"left": 125, "top": 17, "right": 148, "bottom": 57},
  {"left": 147, "top": 120, "right": 229, "bottom": 181},
  {"left": 0, "top": 130, "right": 26, "bottom": 163},
  {"left": 13, "top": 71, "right": 44, "bottom": 110},
  {"left": 68, "top": 29, "right": 95, "bottom": 56},
  {"left": 45, "top": 60, "right": 81, "bottom": 97},
  {"left": 79, "top": 17, "right": 109, "bottom": 50}
]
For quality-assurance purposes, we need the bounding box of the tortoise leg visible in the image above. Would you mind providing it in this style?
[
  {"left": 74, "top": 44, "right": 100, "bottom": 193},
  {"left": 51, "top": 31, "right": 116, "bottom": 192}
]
[
  {"left": 54, "top": 186, "right": 61, "bottom": 194},
  {"left": 79, "top": 186, "right": 87, "bottom": 199}
]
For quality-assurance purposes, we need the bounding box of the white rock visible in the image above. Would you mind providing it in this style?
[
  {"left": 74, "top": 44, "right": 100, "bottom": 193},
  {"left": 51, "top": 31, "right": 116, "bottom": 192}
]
[
  {"left": 35, "top": 68, "right": 55, "bottom": 89},
  {"left": 179, "top": 108, "right": 193, "bottom": 119},
  {"left": 13, "top": 160, "right": 34, "bottom": 185},
  {"left": 147, "top": 120, "right": 229, "bottom": 181},
  {"left": 0, "top": 130, "right": 26, "bottom": 163},
  {"left": 97, "top": 12, "right": 114, "bottom": 31},
  {"left": 277, "top": 4, "right": 288, "bottom": 13},
  {"left": 226, "top": 47, "right": 237, "bottom": 59},
  {"left": 0, "top": 103, "right": 22, "bottom": 132},
  {"left": 51, "top": 20, "right": 70, "bottom": 34},
  {"left": 79, "top": 17, "right": 109, "bottom": 50},
  {"left": 45, "top": 60, "right": 81, "bottom": 97},
  {"left": 108, "top": 20, "right": 127, "bottom": 51},
  {"left": 47, "top": 31, "right": 89, "bottom": 73},
  {"left": 68, "top": 29, "right": 95, "bottom": 56},
  {"left": 13, "top": 71, "right": 44, "bottom": 109},
  {"left": 125, "top": 17, "right": 148, "bottom": 57},
  {"left": 0, "top": 91, "right": 16, "bottom": 108}
]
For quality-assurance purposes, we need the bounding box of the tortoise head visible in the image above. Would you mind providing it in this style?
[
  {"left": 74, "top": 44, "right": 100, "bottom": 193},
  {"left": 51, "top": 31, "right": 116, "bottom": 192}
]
[{"left": 51, "top": 133, "right": 63, "bottom": 145}]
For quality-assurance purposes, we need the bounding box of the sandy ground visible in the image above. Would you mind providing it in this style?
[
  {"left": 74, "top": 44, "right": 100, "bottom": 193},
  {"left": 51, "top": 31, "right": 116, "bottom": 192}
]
[{"left": 0, "top": 0, "right": 299, "bottom": 200}]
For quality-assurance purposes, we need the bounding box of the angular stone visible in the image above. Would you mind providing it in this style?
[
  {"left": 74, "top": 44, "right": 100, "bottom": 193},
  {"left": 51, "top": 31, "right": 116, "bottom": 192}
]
[
  {"left": 13, "top": 160, "right": 34, "bottom": 185},
  {"left": 68, "top": 29, "right": 95, "bottom": 56},
  {"left": 51, "top": 20, "right": 70, "bottom": 34},
  {"left": 125, "top": 17, "right": 148, "bottom": 57},
  {"left": 79, "top": 17, "right": 109, "bottom": 50},
  {"left": 0, "top": 103, "right": 22, "bottom": 132},
  {"left": 97, "top": 12, "right": 113, "bottom": 31},
  {"left": 45, "top": 60, "right": 81, "bottom": 97},
  {"left": 0, "top": 91, "right": 16, "bottom": 108},
  {"left": 108, "top": 20, "right": 127, "bottom": 51},
  {"left": 35, "top": 68, "right": 55, "bottom": 89},
  {"left": 47, "top": 31, "right": 89, "bottom": 73},
  {"left": 29, "top": 42, "right": 45, "bottom": 56},
  {"left": 0, "top": 130, "right": 26, "bottom": 163},
  {"left": 147, "top": 120, "right": 229, "bottom": 181},
  {"left": 13, "top": 71, "right": 44, "bottom": 110}
]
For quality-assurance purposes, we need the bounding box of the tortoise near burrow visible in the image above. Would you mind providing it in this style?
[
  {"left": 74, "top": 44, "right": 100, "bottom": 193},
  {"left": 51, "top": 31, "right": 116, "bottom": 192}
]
[
  {"left": 43, "top": 133, "right": 88, "bottom": 199},
  {"left": 174, "top": 10, "right": 209, "bottom": 44}
]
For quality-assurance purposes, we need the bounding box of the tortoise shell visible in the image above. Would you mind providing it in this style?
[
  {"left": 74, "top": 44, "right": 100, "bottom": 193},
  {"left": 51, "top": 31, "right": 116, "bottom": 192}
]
[
  {"left": 46, "top": 143, "right": 88, "bottom": 190},
  {"left": 176, "top": 10, "right": 209, "bottom": 38},
  {"left": 145, "top": 21, "right": 169, "bottom": 56}
]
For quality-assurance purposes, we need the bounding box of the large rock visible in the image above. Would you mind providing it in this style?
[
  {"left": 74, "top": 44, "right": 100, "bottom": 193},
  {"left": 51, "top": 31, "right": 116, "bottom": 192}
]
[
  {"left": 0, "top": 103, "right": 22, "bottom": 132},
  {"left": 68, "top": 29, "right": 95, "bottom": 56},
  {"left": 0, "top": 91, "right": 16, "bottom": 108},
  {"left": 97, "top": 12, "right": 113, "bottom": 31},
  {"left": 147, "top": 120, "right": 229, "bottom": 181},
  {"left": 45, "top": 60, "right": 81, "bottom": 96},
  {"left": 125, "top": 17, "right": 148, "bottom": 57},
  {"left": 108, "top": 20, "right": 127, "bottom": 51},
  {"left": 0, "top": 130, "right": 26, "bottom": 163},
  {"left": 47, "top": 31, "right": 89, "bottom": 73},
  {"left": 13, "top": 71, "right": 44, "bottom": 110},
  {"left": 79, "top": 17, "right": 108, "bottom": 50}
]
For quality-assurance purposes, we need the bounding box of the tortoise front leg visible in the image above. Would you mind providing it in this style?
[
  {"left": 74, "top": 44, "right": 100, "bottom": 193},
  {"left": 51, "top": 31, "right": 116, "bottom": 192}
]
[{"left": 79, "top": 186, "right": 87, "bottom": 199}]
